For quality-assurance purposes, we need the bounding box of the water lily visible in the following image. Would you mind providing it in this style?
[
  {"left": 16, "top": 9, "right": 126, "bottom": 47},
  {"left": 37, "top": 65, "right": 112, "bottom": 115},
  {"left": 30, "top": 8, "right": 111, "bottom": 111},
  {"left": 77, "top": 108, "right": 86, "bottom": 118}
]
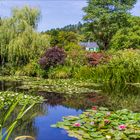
[
  {"left": 53, "top": 108, "right": 140, "bottom": 139},
  {"left": 119, "top": 124, "right": 126, "bottom": 130},
  {"left": 106, "top": 135, "right": 111, "bottom": 139},
  {"left": 90, "top": 122, "right": 94, "bottom": 125},
  {"left": 73, "top": 123, "right": 81, "bottom": 127}
]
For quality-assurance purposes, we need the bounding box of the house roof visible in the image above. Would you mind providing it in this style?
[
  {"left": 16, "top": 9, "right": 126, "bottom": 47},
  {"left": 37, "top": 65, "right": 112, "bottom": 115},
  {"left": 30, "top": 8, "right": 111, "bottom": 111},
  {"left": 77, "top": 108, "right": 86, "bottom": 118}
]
[{"left": 80, "top": 42, "right": 99, "bottom": 48}]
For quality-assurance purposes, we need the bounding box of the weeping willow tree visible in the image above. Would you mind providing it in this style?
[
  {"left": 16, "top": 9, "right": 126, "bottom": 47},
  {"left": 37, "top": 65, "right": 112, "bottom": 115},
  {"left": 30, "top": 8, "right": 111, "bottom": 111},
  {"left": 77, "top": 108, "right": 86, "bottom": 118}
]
[
  {"left": 0, "top": 6, "right": 50, "bottom": 67},
  {"left": 12, "top": 6, "right": 40, "bottom": 29}
]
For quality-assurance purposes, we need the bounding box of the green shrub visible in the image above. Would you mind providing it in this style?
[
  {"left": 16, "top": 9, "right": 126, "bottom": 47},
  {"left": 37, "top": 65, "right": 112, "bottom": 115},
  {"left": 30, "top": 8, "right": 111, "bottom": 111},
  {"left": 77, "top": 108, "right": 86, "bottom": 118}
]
[
  {"left": 93, "top": 49, "right": 140, "bottom": 83},
  {"left": 0, "top": 63, "right": 18, "bottom": 75},
  {"left": 48, "top": 66, "right": 72, "bottom": 79},
  {"left": 87, "top": 52, "right": 110, "bottom": 66},
  {"left": 49, "top": 31, "right": 79, "bottom": 47},
  {"left": 110, "top": 25, "right": 140, "bottom": 50},
  {"left": 39, "top": 47, "right": 66, "bottom": 70},
  {"left": 15, "top": 60, "right": 47, "bottom": 78},
  {"left": 64, "top": 43, "right": 87, "bottom": 67},
  {"left": 68, "top": 48, "right": 140, "bottom": 82},
  {"left": 110, "top": 16, "right": 140, "bottom": 50},
  {"left": 0, "top": 6, "right": 50, "bottom": 68},
  {"left": 73, "top": 66, "right": 94, "bottom": 80}
]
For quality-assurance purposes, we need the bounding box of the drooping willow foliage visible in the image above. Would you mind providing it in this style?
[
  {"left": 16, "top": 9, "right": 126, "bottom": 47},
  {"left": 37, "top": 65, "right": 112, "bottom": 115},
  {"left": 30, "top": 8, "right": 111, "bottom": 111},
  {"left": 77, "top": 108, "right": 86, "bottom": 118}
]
[{"left": 0, "top": 6, "right": 50, "bottom": 67}]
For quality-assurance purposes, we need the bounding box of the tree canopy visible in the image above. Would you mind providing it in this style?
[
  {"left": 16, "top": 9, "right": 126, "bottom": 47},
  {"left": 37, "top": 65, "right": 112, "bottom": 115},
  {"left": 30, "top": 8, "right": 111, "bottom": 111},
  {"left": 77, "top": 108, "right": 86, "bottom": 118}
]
[
  {"left": 110, "top": 16, "right": 140, "bottom": 50},
  {"left": 0, "top": 6, "right": 49, "bottom": 67},
  {"left": 83, "top": 0, "right": 137, "bottom": 50},
  {"left": 12, "top": 6, "right": 40, "bottom": 29}
]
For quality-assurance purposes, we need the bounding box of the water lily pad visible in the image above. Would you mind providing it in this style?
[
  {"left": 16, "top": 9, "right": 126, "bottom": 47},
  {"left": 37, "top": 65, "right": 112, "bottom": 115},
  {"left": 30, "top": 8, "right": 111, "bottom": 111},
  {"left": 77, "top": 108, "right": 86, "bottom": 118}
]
[{"left": 52, "top": 107, "right": 140, "bottom": 139}]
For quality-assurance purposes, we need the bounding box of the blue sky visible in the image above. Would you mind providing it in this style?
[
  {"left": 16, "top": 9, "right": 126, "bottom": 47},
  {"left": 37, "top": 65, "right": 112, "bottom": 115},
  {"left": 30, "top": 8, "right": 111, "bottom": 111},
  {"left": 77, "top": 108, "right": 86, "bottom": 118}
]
[{"left": 0, "top": 0, "right": 140, "bottom": 31}]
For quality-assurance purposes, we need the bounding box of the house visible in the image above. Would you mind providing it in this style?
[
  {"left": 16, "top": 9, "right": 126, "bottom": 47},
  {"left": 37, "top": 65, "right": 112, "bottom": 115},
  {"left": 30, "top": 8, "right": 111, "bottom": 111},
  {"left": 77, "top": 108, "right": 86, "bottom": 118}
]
[{"left": 80, "top": 42, "right": 99, "bottom": 52}]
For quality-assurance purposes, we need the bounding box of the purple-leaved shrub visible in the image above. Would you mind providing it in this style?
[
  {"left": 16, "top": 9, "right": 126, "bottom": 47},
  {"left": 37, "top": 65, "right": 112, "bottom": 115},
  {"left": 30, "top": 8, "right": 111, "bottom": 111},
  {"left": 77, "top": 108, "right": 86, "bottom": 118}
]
[{"left": 39, "top": 46, "right": 66, "bottom": 70}]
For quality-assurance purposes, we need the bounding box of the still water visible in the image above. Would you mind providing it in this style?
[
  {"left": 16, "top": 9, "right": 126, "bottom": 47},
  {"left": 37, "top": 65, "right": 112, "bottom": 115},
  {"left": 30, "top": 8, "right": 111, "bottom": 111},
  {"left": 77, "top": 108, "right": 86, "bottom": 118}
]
[
  {"left": 11, "top": 104, "right": 82, "bottom": 140},
  {"left": 0, "top": 80, "right": 140, "bottom": 140},
  {"left": 0, "top": 81, "right": 106, "bottom": 140}
]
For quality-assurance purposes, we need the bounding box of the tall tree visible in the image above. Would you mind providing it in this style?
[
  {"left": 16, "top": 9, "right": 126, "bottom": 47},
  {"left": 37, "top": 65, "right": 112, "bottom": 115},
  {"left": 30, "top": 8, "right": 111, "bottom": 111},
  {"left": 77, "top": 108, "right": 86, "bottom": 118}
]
[
  {"left": 47, "top": 31, "right": 79, "bottom": 47},
  {"left": 12, "top": 6, "right": 40, "bottom": 29},
  {"left": 0, "top": 6, "right": 49, "bottom": 66},
  {"left": 110, "top": 16, "right": 140, "bottom": 49},
  {"left": 83, "top": 0, "right": 137, "bottom": 50}
]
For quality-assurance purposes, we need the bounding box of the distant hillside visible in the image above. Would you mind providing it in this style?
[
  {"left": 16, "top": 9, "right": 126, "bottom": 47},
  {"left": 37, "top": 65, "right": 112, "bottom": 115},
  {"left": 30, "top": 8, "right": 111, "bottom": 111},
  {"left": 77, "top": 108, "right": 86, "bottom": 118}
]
[
  {"left": 42, "top": 22, "right": 94, "bottom": 42},
  {"left": 43, "top": 22, "right": 83, "bottom": 33}
]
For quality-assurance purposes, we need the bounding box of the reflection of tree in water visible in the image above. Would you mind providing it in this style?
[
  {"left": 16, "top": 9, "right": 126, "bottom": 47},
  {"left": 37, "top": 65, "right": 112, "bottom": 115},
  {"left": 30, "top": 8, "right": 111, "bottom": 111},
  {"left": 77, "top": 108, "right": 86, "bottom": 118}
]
[
  {"left": 38, "top": 91, "right": 66, "bottom": 106},
  {"left": 3, "top": 104, "right": 47, "bottom": 140},
  {"left": 1, "top": 81, "right": 139, "bottom": 139},
  {"left": 100, "top": 83, "right": 140, "bottom": 112},
  {"left": 0, "top": 80, "right": 21, "bottom": 92},
  {"left": 62, "top": 92, "right": 108, "bottom": 110},
  {"left": 72, "top": 83, "right": 140, "bottom": 112},
  {"left": 38, "top": 91, "right": 107, "bottom": 110},
  {"left": 102, "top": 83, "right": 140, "bottom": 96}
]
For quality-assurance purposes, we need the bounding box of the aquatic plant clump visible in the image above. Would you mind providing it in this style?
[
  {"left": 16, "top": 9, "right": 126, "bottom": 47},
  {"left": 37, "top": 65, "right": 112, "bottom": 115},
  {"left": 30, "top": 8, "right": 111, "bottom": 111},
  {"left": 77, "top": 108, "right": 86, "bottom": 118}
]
[
  {"left": 0, "top": 91, "right": 44, "bottom": 108},
  {"left": 0, "top": 91, "right": 44, "bottom": 140},
  {"left": 52, "top": 107, "right": 140, "bottom": 139},
  {"left": 0, "top": 76, "right": 99, "bottom": 94}
]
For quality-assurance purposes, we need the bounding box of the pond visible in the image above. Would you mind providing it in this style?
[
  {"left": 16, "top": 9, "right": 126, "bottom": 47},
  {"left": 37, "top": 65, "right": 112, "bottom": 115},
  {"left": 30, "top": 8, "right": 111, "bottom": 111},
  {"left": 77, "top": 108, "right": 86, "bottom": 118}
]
[{"left": 0, "top": 79, "right": 140, "bottom": 140}]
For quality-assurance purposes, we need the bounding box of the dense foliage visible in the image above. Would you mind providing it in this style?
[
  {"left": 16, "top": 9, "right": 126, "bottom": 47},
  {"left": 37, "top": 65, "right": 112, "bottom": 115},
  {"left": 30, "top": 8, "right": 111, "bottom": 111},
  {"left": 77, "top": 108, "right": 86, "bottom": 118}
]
[
  {"left": 87, "top": 52, "right": 110, "bottom": 66},
  {"left": 46, "top": 30, "right": 79, "bottom": 47},
  {"left": 39, "top": 47, "right": 66, "bottom": 70},
  {"left": 64, "top": 43, "right": 87, "bottom": 67},
  {"left": 0, "top": 6, "right": 49, "bottom": 68},
  {"left": 110, "top": 16, "right": 140, "bottom": 50},
  {"left": 0, "top": 91, "right": 43, "bottom": 140},
  {"left": 72, "top": 50, "right": 140, "bottom": 83},
  {"left": 0, "top": 4, "right": 140, "bottom": 83},
  {"left": 92, "top": 49, "right": 140, "bottom": 83},
  {"left": 83, "top": 0, "right": 137, "bottom": 50}
]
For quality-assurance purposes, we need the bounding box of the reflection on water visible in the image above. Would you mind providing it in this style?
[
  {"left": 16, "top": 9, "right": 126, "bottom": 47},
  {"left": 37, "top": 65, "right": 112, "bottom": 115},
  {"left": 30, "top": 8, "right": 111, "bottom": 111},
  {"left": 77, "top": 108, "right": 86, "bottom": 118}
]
[
  {"left": 38, "top": 91, "right": 107, "bottom": 110},
  {"left": 7, "top": 104, "right": 81, "bottom": 140},
  {"left": 0, "top": 80, "right": 140, "bottom": 140},
  {"left": 101, "top": 83, "right": 140, "bottom": 112},
  {"left": 0, "top": 80, "right": 21, "bottom": 92}
]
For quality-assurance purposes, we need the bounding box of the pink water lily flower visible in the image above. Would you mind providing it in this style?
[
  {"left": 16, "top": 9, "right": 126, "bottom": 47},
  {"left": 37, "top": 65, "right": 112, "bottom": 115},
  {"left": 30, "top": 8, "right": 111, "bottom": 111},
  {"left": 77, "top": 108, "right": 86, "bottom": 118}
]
[
  {"left": 119, "top": 124, "right": 126, "bottom": 130},
  {"left": 73, "top": 123, "right": 81, "bottom": 127}
]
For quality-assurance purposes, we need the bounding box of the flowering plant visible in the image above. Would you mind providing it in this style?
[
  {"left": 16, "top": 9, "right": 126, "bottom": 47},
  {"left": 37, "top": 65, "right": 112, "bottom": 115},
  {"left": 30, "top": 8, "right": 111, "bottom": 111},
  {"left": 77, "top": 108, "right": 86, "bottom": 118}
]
[{"left": 52, "top": 107, "right": 140, "bottom": 139}]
